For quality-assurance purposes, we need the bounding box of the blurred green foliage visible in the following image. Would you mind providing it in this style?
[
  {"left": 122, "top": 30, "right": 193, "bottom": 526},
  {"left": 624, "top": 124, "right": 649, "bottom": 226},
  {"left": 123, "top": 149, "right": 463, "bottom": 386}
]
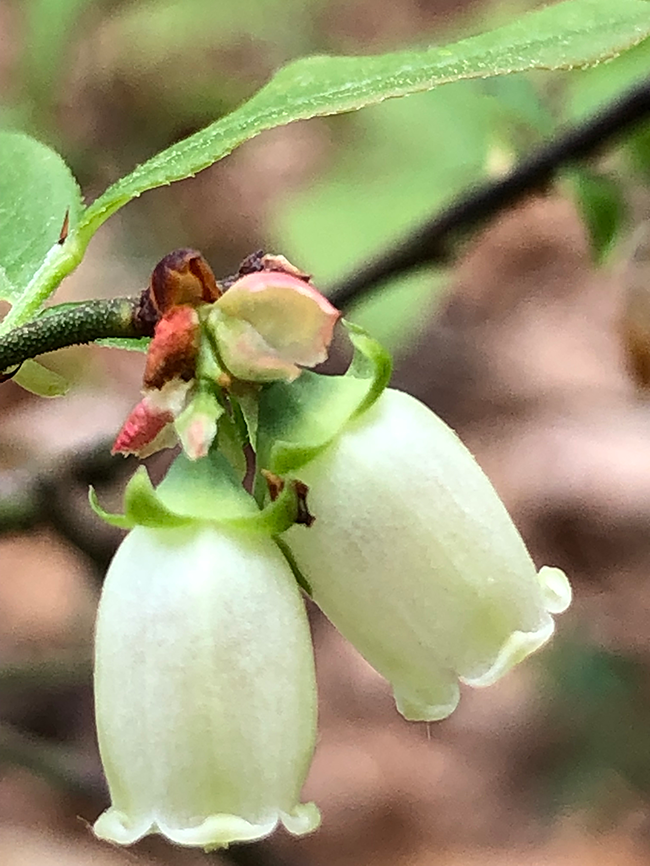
[{"left": 541, "top": 642, "right": 650, "bottom": 821}]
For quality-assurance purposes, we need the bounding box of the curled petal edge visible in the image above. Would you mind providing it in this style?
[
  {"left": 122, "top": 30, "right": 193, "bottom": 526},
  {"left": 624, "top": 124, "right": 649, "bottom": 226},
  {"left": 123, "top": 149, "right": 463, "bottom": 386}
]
[
  {"left": 393, "top": 620, "right": 556, "bottom": 722},
  {"left": 394, "top": 566, "right": 571, "bottom": 721},
  {"left": 93, "top": 802, "right": 320, "bottom": 849}
]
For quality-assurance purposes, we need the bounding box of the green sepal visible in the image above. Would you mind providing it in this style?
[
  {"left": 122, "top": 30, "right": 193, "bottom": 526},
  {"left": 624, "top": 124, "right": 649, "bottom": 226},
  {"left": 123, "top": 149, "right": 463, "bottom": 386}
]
[
  {"left": 344, "top": 319, "right": 392, "bottom": 419},
  {"left": 124, "top": 467, "right": 194, "bottom": 527},
  {"left": 256, "top": 320, "right": 392, "bottom": 480},
  {"left": 88, "top": 486, "right": 135, "bottom": 530},
  {"left": 157, "top": 450, "right": 306, "bottom": 535},
  {"left": 155, "top": 450, "right": 259, "bottom": 523},
  {"left": 90, "top": 467, "right": 194, "bottom": 530},
  {"left": 91, "top": 449, "right": 310, "bottom": 536}
]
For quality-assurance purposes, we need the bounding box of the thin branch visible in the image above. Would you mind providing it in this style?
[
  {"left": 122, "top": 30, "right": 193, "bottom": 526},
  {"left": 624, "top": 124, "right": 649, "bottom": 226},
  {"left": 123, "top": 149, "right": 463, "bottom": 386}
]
[
  {"left": 328, "top": 76, "right": 650, "bottom": 308},
  {"left": 0, "top": 443, "right": 135, "bottom": 573},
  {"left": 0, "top": 655, "right": 91, "bottom": 692},
  {"left": 0, "top": 81, "right": 649, "bottom": 371},
  {"left": 0, "top": 721, "right": 103, "bottom": 798},
  {"left": 0, "top": 296, "right": 151, "bottom": 375}
]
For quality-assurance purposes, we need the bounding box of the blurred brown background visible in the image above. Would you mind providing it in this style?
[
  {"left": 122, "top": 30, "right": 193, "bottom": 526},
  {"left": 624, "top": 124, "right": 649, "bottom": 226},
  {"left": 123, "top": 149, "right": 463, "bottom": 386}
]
[{"left": 2, "top": 0, "right": 650, "bottom": 864}]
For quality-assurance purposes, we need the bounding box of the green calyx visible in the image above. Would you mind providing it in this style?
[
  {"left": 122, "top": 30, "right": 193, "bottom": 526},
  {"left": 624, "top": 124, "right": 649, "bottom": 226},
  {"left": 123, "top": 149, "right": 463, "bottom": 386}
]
[
  {"left": 255, "top": 319, "right": 392, "bottom": 485},
  {"left": 91, "top": 319, "right": 391, "bottom": 553},
  {"left": 90, "top": 449, "right": 307, "bottom": 536}
]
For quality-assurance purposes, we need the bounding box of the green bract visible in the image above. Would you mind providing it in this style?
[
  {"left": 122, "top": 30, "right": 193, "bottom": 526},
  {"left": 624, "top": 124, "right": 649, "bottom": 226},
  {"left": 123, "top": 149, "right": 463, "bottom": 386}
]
[
  {"left": 255, "top": 320, "right": 391, "bottom": 483},
  {"left": 90, "top": 450, "right": 306, "bottom": 537}
]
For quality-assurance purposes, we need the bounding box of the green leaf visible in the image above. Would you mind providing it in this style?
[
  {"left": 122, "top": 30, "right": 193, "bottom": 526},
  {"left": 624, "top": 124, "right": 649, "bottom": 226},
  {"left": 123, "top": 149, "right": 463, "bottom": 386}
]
[
  {"left": 80, "top": 0, "right": 650, "bottom": 237},
  {"left": 12, "top": 359, "right": 69, "bottom": 397},
  {"left": 0, "top": 265, "right": 17, "bottom": 303},
  {"left": 0, "top": 132, "right": 82, "bottom": 291},
  {"left": 256, "top": 321, "right": 391, "bottom": 479},
  {"left": 570, "top": 168, "right": 627, "bottom": 261}
]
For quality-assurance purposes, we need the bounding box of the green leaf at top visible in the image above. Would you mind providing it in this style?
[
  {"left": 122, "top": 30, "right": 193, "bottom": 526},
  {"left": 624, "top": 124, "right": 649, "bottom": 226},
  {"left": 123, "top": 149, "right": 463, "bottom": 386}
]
[
  {"left": 80, "top": 0, "right": 650, "bottom": 237},
  {"left": 0, "top": 132, "right": 82, "bottom": 291}
]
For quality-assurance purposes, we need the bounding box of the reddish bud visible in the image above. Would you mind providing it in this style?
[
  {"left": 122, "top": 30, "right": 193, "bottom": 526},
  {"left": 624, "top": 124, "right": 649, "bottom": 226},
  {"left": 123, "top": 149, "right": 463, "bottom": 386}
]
[
  {"left": 143, "top": 306, "right": 201, "bottom": 390},
  {"left": 149, "top": 249, "right": 221, "bottom": 315},
  {"left": 112, "top": 401, "right": 173, "bottom": 457},
  {"left": 112, "top": 380, "right": 192, "bottom": 457}
]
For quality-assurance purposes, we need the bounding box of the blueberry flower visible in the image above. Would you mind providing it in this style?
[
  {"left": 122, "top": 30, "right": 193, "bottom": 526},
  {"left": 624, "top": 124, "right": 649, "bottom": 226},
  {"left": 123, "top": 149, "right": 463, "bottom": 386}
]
[
  {"left": 281, "top": 388, "right": 571, "bottom": 721},
  {"left": 92, "top": 459, "right": 319, "bottom": 848}
]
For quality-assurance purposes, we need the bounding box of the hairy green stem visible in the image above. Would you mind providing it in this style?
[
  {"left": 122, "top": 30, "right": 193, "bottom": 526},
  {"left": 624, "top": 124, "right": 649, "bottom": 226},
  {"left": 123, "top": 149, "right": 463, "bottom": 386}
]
[
  {"left": 0, "top": 296, "right": 150, "bottom": 373},
  {"left": 0, "top": 235, "right": 87, "bottom": 336}
]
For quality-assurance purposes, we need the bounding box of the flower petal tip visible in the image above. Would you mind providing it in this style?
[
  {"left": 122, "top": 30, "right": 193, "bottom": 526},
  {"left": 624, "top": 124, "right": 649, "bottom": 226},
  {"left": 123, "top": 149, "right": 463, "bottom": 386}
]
[
  {"left": 461, "top": 618, "right": 556, "bottom": 689},
  {"left": 394, "top": 680, "right": 461, "bottom": 722},
  {"left": 538, "top": 565, "right": 572, "bottom": 614},
  {"left": 93, "top": 809, "right": 153, "bottom": 846},
  {"left": 280, "top": 802, "right": 321, "bottom": 836}
]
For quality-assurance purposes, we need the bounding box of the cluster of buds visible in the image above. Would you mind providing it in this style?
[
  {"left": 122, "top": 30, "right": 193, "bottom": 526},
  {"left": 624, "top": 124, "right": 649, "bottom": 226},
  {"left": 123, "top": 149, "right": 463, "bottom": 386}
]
[
  {"left": 112, "top": 249, "right": 340, "bottom": 460},
  {"left": 93, "top": 251, "right": 571, "bottom": 850}
]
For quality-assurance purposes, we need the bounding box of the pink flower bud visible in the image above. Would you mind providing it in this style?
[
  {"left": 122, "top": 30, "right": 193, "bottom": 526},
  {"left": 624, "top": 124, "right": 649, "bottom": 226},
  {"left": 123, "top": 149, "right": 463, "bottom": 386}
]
[{"left": 209, "top": 272, "right": 340, "bottom": 383}]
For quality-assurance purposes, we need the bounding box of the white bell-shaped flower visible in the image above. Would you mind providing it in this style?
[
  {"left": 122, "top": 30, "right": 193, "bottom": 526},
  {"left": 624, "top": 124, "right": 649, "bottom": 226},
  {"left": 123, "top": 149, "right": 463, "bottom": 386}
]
[
  {"left": 283, "top": 388, "right": 571, "bottom": 722},
  {"left": 93, "top": 524, "right": 319, "bottom": 848}
]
